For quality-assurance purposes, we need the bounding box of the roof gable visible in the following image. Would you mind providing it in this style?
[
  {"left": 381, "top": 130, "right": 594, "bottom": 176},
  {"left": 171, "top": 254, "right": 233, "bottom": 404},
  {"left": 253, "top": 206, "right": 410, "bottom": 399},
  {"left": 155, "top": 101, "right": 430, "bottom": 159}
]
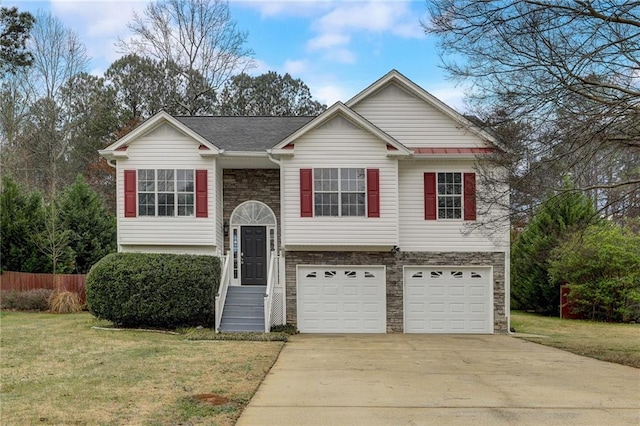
[
  {"left": 347, "top": 70, "right": 499, "bottom": 147},
  {"left": 99, "top": 111, "right": 219, "bottom": 159},
  {"left": 271, "top": 102, "right": 411, "bottom": 156}
]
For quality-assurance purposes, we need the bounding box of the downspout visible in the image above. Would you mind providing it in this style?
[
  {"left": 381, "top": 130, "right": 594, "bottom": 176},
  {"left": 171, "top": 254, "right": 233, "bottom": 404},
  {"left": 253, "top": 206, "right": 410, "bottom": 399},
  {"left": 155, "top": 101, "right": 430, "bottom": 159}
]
[{"left": 267, "top": 152, "right": 282, "bottom": 250}]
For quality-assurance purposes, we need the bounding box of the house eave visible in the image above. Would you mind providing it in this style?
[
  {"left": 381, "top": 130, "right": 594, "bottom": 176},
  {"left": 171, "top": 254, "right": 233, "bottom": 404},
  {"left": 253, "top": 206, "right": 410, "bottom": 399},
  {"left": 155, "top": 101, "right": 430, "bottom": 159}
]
[
  {"left": 284, "top": 244, "right": 397, "bottom": 252},
  {"left": 220, "top": 151, "right": 269, "bottom": 158}
]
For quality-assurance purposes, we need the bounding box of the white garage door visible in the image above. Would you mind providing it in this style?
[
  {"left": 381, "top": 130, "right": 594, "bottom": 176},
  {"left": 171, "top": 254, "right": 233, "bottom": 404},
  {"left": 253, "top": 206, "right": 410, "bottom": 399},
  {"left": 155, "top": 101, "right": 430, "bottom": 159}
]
[
  {"left": 405, "top": 266, "right": 492, "bottom": 334},
  {"left": 297, "top": 265, "right": 386, "bottom": 333}
]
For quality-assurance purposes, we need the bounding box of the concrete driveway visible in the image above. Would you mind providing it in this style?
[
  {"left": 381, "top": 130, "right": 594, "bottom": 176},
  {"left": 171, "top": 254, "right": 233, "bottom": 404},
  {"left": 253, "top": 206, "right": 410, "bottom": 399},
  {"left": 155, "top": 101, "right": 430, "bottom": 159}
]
[{"left": 237, "top": 334, "right": 640, "bottom": 425}]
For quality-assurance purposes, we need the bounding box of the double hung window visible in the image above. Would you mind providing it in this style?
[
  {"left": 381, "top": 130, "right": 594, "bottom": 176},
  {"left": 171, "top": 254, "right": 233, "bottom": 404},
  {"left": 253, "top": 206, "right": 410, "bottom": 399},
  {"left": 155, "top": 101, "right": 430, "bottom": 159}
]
[
  {"left": 437, "top": 172, "right": 462, "bottom": 219},
  {"left": 137, "top": 169, "right": 194, "bottom": 217},
  {"left": 314, "top": 168, "right": 365, "bottom": 216}
]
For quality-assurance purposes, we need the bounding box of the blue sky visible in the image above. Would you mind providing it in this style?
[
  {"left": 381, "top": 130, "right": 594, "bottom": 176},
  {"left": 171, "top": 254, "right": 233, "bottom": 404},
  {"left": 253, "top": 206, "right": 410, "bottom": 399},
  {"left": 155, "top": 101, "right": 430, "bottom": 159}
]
[{"left": 5, "top": 0, "right": 467, "bottom": 109}]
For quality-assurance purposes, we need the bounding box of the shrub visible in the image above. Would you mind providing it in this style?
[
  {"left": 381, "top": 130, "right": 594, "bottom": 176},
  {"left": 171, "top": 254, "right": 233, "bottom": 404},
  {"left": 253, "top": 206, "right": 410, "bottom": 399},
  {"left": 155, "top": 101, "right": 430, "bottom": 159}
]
[
  {"left": 49, "top": 290, "right": 83, "bottom": 313},
  {"left": 86, "top": 253, "right": 220, "bottom": 328},
  {"left": 549, "top": 223, "right": 640, "bottom": 322},
  {"left": 270, "top": 323, "right": 298, "bottom": 334},
  {"left": 511, "top": 184, "right": 597, "bottom": 315},
  {"left": 0, "top": 289, "right": 53, "bottom": 311}
]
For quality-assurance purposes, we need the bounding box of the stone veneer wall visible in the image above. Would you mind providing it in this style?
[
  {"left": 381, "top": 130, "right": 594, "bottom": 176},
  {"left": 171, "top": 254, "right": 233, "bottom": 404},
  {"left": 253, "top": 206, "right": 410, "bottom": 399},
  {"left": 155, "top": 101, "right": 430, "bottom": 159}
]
[
  {"left": 222, "top": 169, "right": 280, "bottom": 253},
  {"left": 284, "top": 251, "right": 508, "bottom": 334}
]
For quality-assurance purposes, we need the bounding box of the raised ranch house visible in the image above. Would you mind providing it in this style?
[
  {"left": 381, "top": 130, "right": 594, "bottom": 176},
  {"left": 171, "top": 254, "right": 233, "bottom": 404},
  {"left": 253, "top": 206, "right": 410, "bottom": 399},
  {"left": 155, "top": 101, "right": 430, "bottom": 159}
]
[{"left": 99, "top": 70, "right": 510, "bottom": 334}]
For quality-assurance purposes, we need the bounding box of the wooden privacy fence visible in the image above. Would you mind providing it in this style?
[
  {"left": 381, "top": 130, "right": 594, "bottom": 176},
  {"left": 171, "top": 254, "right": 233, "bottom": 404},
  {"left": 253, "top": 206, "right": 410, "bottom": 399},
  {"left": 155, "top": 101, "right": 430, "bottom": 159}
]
[{"left": 0, "top": 271, "right": 87, "bottom": 304}]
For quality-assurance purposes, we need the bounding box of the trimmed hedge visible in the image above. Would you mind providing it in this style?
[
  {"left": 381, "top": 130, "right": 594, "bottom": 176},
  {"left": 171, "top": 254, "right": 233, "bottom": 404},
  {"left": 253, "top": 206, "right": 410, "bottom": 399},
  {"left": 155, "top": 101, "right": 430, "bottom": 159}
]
[{"left": 86, "top": 253, "right": 220, "bottom": 328}]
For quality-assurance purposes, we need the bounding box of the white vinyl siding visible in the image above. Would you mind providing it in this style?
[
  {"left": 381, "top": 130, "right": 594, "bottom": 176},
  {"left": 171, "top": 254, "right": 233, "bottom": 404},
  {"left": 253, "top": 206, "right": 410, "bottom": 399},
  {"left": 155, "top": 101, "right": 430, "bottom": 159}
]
[
  {"left": 282, "top": 115, "right": 398, "bottom": 248},
  {"left": 353, "top": 83, "right": 488, "bottom": 148},
  {"left": 398, "top": 161, "right": 509, "bottom": 252},
  {"left": 116, "top": 123, "right": 216, "bottom": 250},
  {"left": 119, "top": 245, "right": 217, "bottom": 255}
]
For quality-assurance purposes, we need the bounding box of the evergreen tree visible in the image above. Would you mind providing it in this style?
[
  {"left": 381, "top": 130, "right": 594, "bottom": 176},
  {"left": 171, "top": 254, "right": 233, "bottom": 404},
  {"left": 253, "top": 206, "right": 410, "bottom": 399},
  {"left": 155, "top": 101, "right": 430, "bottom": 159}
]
[
  {"left": 58, "top": 175, "right": 116, "bottom": 273},
  {"left": 0, "top": 176, "right": 48, "bottom": 272},
  {"left": 511, "top": 182, "right": 597, "bottom": 315}
]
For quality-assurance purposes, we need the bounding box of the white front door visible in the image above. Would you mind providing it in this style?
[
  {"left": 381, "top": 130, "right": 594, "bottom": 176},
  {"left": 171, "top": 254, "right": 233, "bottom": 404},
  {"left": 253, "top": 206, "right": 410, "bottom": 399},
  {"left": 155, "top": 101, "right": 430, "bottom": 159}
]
[
  {"left": 297, "top": 265, "right": 386, "bottom": 333},
  {"left": 404, "top": 266, "right": 493, "bottom": 333}
]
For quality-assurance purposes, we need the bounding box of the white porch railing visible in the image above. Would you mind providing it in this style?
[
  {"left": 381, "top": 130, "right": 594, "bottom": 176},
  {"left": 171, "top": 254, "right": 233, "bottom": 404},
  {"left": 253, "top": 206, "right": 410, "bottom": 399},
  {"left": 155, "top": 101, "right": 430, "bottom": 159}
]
[
  {"left": 264, "top": 252, "right": 278, "bottom": 333},
  {"left": 215, "top": 251, "right": 232, "bottom": 333}
]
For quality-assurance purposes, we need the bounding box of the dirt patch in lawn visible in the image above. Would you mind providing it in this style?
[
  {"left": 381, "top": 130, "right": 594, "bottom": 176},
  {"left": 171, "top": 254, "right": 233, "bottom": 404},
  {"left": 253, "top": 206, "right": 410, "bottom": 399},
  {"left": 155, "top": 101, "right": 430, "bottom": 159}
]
[{"left": 194, "top": 393, "right": 231, "bottom": 405}]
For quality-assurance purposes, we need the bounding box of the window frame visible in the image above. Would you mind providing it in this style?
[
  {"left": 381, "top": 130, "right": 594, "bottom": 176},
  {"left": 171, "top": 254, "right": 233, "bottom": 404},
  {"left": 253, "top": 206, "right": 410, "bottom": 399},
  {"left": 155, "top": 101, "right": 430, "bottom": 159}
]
[
  {"left": 137, "top": 169, "right": 195, "bottom": 217},
  {"left": 313, "top": 167, "right": 366, "bottom": 217},
  {"left": 436, "top": 172, "right": 463, "bottom": 220}
]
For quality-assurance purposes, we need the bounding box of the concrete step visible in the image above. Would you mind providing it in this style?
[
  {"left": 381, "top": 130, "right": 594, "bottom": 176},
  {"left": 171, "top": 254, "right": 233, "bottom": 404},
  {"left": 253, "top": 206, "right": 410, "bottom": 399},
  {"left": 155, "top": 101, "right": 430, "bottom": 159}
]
[{"left": 219, "top": 323, "right": 265, "bottom": 333}]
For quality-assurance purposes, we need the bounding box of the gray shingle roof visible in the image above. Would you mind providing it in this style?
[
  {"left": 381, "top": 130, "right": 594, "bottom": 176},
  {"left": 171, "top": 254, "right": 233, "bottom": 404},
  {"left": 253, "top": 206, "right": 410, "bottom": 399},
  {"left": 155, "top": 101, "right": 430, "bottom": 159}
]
[{"left": 175, "top": 116, "right": 315, "bottom": 152}]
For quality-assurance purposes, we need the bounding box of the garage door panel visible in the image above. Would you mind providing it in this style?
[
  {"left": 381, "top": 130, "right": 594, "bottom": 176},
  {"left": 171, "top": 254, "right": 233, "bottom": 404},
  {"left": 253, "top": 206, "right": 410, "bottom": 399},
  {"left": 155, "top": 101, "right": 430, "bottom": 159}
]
[
  {"left": 449, "top": 286, "right": 465, "bottom": 297},
  {"left": 428, "top": 285, "right": 445, "bottom": 296},
  {"left": 429, "top": 302, "right": 445, "bottom": 312},
  {"left": 342, "top": 302, "right": 358, "bottom": 313},
  {"left": 298, "top": 266, "right": 386, "bottom": 333},
  {"left": 405, "top": 266, "right": 492, "bottom": 334},
  {"left": 323, "top": 285, "right": 339, "bottom": 296},
  {"left": 470, "top": 303, "right": 486, "bottom": 313},
  {"left": 343, "top": 286, "right": 359, "bottom": 296},
  {"left": 450, "top": 303, "right": 465, "bottom": 313},
  {"left": 300, "top": 285, "right": 319, "bottom": 297}
]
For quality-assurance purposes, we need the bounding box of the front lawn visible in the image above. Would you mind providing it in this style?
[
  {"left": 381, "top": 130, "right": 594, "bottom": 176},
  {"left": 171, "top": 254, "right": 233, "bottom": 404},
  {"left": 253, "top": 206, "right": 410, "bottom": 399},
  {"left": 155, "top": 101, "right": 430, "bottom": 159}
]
[
  {"left": 0, "top": 312, "right": 284, "bottom": 425},
  {"left": 511, "top": 311, "right": 640, "bottom": 368}
]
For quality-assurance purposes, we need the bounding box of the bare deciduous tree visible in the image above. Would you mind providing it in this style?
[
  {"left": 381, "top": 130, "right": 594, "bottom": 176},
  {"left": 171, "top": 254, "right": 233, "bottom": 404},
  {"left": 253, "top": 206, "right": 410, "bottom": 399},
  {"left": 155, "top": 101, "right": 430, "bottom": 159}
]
[
  {"left": 425, "top": 1, "right": 640, "bottom": 220},
  {"left": 118, "top": 0, "right": 254, "bottom": 115},
  {"left": 2, "top": 11, "right": 90, "bottom": 199}
]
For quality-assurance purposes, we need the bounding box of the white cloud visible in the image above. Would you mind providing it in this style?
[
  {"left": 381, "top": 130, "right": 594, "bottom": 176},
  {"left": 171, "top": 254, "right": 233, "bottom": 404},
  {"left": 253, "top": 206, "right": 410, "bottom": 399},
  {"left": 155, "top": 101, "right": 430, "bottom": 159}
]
[
  {"left": 314, "top": 1, "right": 423, "bottom": 38},
  {"left": 283, "top": 59, "right": 310, "bottom": 75},
  {"left": 311, "top": 83, "right": 347, "bottom": 106},
  {"left": 427, "top": 84, "right": 468, "bottom": 112},
  {"left": 234, "top": 0, "right": 332, "bottom": 18},
  {"left": 323, "top": 48, "right": 355, "bottom": 64},
  {"left": 299, "top": 1, "right": 424, "bottom": 65},
  {"left": 307, "top": 33, "right": 350, "bottom": 50},
  {"left": 49, "top": 0, "right": 148, "bottom": 73},
  {"left": 248, "top": 58, "right": 273, "bottom": 75}
]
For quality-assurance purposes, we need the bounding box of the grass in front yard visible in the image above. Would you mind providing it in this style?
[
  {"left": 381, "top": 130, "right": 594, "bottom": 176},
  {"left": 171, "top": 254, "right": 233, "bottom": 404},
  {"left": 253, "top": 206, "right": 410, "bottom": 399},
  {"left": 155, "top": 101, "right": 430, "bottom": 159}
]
[
  {"left": 511, "top": 311, "right": 640, "bottom": 368},
  {"left": 0, "top": 312, "right": 284, "bottom": 425}
]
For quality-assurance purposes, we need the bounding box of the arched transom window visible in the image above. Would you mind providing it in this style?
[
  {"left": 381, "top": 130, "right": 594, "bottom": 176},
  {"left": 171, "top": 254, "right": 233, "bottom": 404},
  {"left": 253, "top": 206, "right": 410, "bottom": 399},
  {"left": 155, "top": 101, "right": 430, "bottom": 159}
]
[{"left": 230, "top": 201, "right": 276, "bottom": 225}]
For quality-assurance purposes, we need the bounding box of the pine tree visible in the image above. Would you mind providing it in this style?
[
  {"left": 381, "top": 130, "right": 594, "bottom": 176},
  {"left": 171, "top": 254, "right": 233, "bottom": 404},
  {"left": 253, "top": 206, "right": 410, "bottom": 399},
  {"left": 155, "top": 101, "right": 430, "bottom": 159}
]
[
  {"left": 0, "top": 176, "right": 49, "bottom": 272},
  {"left": 58, "top": 175, "right": 116, "bottom": 273},
  {"left": 512, "top": 181, "right": 597, "bottom": 315}
]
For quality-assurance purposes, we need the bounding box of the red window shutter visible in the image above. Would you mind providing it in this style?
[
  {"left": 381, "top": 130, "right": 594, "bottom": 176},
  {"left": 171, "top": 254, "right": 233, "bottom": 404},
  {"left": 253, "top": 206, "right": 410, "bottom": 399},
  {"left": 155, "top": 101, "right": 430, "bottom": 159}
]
[
  {"left": 196, "top": 169, "right": 208, "bottom": 218},
  {"left": 464, "top": 172, "right": 477, "bottom": 221},
  {"left": 124, "top": 170, "right": 136, "bottom": 217},
  {"left": 300, "top": 168, "right": 313, "bottom": 217},
  {"left": 424, "top": 172, "right": 437, "bottom": 220},
  {"left": 367, "top": 169, "right": 380, "bottom": 218}
]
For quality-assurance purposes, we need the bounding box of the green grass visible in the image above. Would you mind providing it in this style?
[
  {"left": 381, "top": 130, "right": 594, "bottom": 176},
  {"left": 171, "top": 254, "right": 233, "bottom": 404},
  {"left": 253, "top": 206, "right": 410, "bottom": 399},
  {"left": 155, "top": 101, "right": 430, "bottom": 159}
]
[
  {"left": 0, "top": 311, "right": 284, "bottom": 425},
  {"left": 511, "top": 311, "right": 640, "bottom": 368}
]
